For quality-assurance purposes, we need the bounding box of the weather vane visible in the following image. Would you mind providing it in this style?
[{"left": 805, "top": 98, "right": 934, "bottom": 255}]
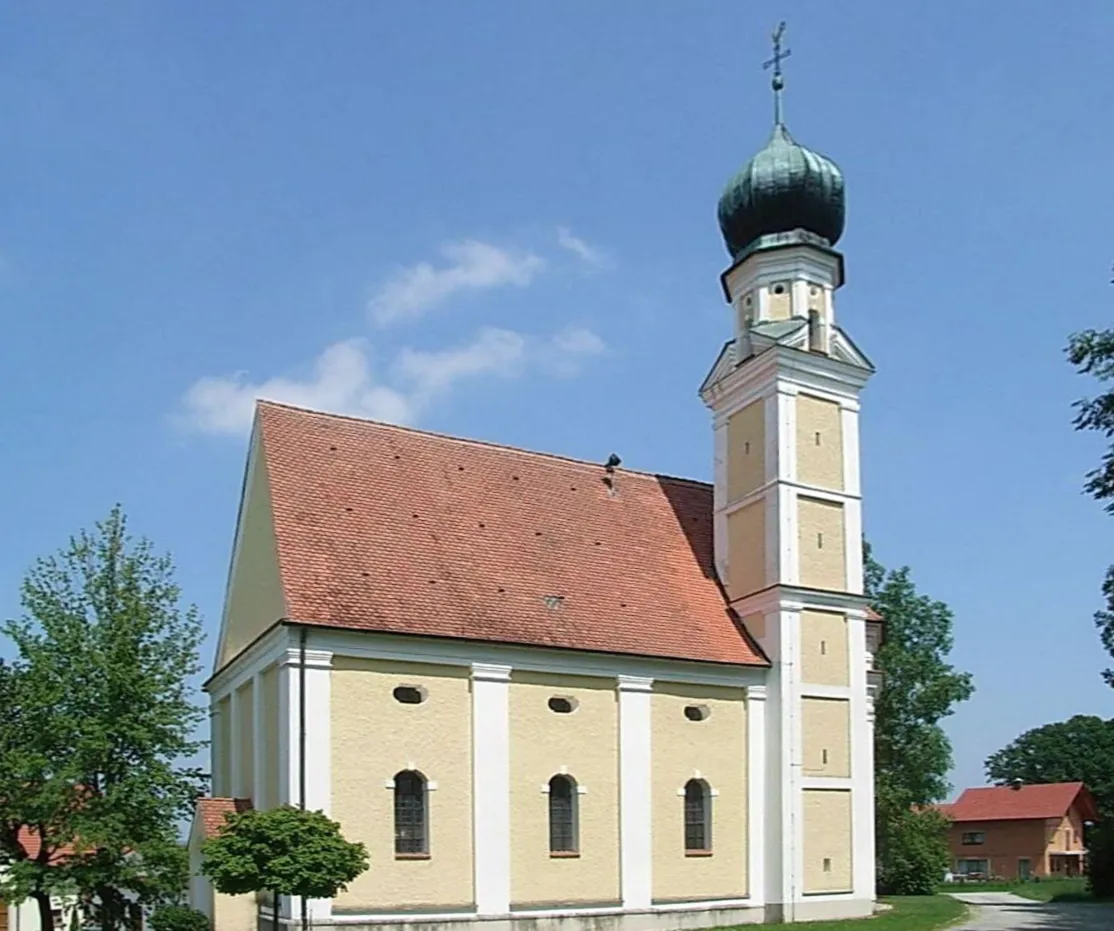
[{"left": 762, "top": 21, "right": 791, "bottom": 126}]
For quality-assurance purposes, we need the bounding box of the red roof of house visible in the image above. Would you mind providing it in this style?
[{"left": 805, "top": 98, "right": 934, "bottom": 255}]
[
  {"left": 945, "top": 783, "right": 1098, "bottom": 823},
  {"left": 15, "top": 826, "right": 74, "bottom": 863},
  {"left": 257, "top": 402, "right": 768, "bottom": 668},
  {"left": 195, "top": 797, "right": 253, "bottom": 839}
]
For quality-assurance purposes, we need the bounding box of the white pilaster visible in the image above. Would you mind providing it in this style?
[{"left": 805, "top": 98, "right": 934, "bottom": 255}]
[
  {"left": 278, "top": 642, "right": 335, "bottom": 924},
  {"left": 746, "top": 684, "right": 767, "bottom": 907},
  {"left": 472, "top": 663, "right": 512, "bottom": 916},
  {"left": 844, "top": 500, "right": 864, "bottom": 595},
  {"left": 617, "top": 675, "right": 654, "bottom": 909},
  {"left": 252, "top": 672, "right": 266, "bottom": 807},
  {"left": 714, "top": 423, "right": 728, "bottom": 582},
  {"left": 849, "top": 615, "right": 876, "bottom": 901},
  {"left": 775, "top": 388, "right": 797, "bottom": 484},
  {"left": 229, "top": 686, "right": 243, "bottom": 798},
  {"left": 210, "top": 703, "right": 225, "bottom": 797},
  {"left": 839, "top": 403, "right": 861, "bottom": 497}
]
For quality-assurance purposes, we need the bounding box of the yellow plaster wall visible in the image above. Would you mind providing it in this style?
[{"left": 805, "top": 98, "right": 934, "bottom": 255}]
[
  {"left": 213, "top": 892, "right": 256, "bottom": 931},
  {"left": 213, "top": 697, "right": 232, "bottom": 797},
  {"left": 803, "top": 790, "right": 853, "bottom": 894},
  {"left": 727, "top": 400, "right": 766, "bottom": 502},
  {"left": 796, "top": 395, "right": 844, "bottom": 491},
  {"left": 727, "top": 501, "right": 767, "bottom": 600},
  {"left": 331, "top": 658, "right": 473, "bottom": 911},
  {"left": 218, "top": 442, "right": 288, "bottom": 669},
  {"left": 800, "top": 611, "right": 849, "bottom": 687},
  {"left": 509, "top": 672, "right": 620, "bottom": 907},
  {"left": 259, "top": 666, "right": 279, "bottom": 809},
  {"left": 235, "top": 679, "right": 255, "bottom": 799},
  {"left": 650, "top": 683, "right": 747, "bottom": 902},
  {"left": 767, "top": 283, "right": 791, "bottom": 320},
  {"left": 802, "top": 699, "right": 851, "bottom": 778},
  {"left": 798, "top": 497, "right": 846, "bottom": 591}
]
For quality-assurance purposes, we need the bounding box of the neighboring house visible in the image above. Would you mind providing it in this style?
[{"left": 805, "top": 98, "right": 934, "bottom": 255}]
[
  {"left": 189, "top": 798, "right": 255, "bottom": 931},
  {"left": 188, "top": 67, "right": 887, "bottom": 930},
  {"left": 940, "top": 782, "right": 1098, "bottom": 881},
  {"left": 1, "top": 828, "right": 83, "bottom": 931}
]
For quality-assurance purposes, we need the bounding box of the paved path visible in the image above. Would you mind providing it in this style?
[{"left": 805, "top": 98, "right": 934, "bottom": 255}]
[{"left": 947, "top": 892, "right": 1114, "bottom": 930}]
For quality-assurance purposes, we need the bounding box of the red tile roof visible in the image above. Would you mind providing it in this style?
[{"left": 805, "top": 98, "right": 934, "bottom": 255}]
[
  {"left": 945, "top": 783, "right": 1098, "bottom": 823},
  {"left": 195, "top": 797, "right": 253, "bottom": 839},
  {"left": 14, "top": 826, "right": 74, "bottom": 863},
  {"left": 257, "top": 402, "right": 767, "bottom": 668}
]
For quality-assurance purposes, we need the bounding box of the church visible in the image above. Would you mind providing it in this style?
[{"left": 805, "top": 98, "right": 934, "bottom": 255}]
[{"left": 188, "top": 37, "right": 884, "bottom": 931}]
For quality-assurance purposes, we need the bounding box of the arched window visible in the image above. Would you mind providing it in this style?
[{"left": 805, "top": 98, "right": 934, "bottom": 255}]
[
  {"left": 548, "top": 774, "right": 579, "bottom": 855},
  {"left": 394, "top": 770, "right": 428, "bottom": 856},
  {"left": 684, "top": 779, "right": 712, "bottom": 854}
]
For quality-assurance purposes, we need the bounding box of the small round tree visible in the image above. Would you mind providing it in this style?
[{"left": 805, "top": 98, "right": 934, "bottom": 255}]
[
  {"left": 149, "top": 905, "right": 211, "bottom": 931},
  {"left": 201, "top": 806, "right": 368, "bottom": 931}
]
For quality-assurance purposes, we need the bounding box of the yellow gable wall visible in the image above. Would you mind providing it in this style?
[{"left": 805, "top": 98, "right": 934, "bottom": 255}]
[
  {"left": 509, "top": 672, "right": 620, "bottom": 907},
  {"left": 800, "top": 610, "right": 849, "bottom": 687},
  {"left": 797, "top": 497, "right": 846, "bottom": 591},
  {"left": 801, "top": 698, "right": 851, "bottom": 778},
  {"left": 727, "top": 501, "right": 766, "bottom": 600},
  {"left": 218, "top": 439, "right": 288, "bottom": 670},
  {"left": 331, "top": 658, "right": 474, "bottom": 911},
  {"left": 650, "top": 683, "right": 747, "bottom": 903},
  {"left": 796, "top": 395, "right": 844, "bottom": 491},
  {"left": 803, "top": 790, "right": 853, "bottom": 893},
  {"left": 726, "top": 400, "right": 766, "bottom": 502}
]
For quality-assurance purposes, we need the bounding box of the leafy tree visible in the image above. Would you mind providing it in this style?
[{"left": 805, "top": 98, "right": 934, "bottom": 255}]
[
  {"left": 149, "top": 904, "right": 211, "bottom": 931},
  {"left": 1, "top": 507, "right": 206, "bottom": 931},
  {"left": 1067, "top": 327, "right": 1114, "bottom": 685},
  {"left": 985, "top": 715, "right": 1114, "bottom": 816},
  {"left": 866, "top": 543, "right": 974, "bottom": 894},
  {"left": 201, "top": 806, "right": 368, "bottom": 931}
]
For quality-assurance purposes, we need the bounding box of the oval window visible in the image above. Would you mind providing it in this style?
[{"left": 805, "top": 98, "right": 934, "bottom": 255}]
[
  {"left": 684, "top": 704, "right": 710, "bottom": 722},
  {"left": 548, "top": 696, "right": 577, "bottom": 714},
  {"left": 393, "top": 685, "right": 426, "bottom": 705}
]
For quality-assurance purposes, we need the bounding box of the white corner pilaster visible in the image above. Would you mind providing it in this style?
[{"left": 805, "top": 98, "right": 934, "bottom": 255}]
[
  {"left": 746, "top": 684, "right": 767, "bottom": 907},
  {"left": 840, "top": 403, "right": 861, "bottom": 497},
  {"left": 617, "top": 675, "right": 654, "bottom": 909},
  {"left": 775, "top": 388, "right": 797, "bottom": 484},
  {"left": 229, "top": 686, "right": 243, "bottom": 798},
  {"left": 278, "top": 640, "right": 334, "bottom": 924},
  {"left": 849, "top": 615, "right": 875, "bottom": 901},
  {"left": 844, "top": 499, "right": 864, "bottom": 596},
  {"left": 252, "top": 672, "right": 266, "bottom": 807},
  {"left": 210, "top": 703, "right": 225, "bottom": 797},
  {"left": 714, "top": 423, "right": 728, "bottom": 583},
  {"left": 472, "top": 663, "right": 512, "bottom": 916}
]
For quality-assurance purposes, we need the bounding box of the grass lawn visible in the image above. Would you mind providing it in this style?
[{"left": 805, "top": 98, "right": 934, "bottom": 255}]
[{"left": 741, "top": 895, "right": 967, "bottom": 930}]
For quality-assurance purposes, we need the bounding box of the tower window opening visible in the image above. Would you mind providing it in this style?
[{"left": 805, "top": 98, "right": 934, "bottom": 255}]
[
  {"left": 772, "top": 283, "right": 786, "bottom": 295},
  {"left": 820, "top": 640, "right": 827, "bottom": 655},
  {"left": 815, "top": 431, "right": 822, "bottom": 446},
  {"left": 817, "top": 532, "right": 824, "bottom": 549},
  {"left": 822, "top": 749, "right": 829, "bottom": 765},
  {"left": 823, "top": 858, "right": 832, "bottom": 872},
  {"left": 744, "top": 441, "right": 750, "bottom": 455}
]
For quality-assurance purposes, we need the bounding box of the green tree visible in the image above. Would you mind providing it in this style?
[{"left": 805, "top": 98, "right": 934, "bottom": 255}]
[
  {"left": 149, "top": 904, "right": 211, "bottom": 931},
  {"left": 1, "top": 507, "right": 206, "bottom": 931},
  {"left": 202, "top": 806, "right": 368, "bottom": 931},
  {"left": 866, "top": 543, "right": 974, "bottom": 894},
  {"left": 985, "top": 715, "right": 1114, "bottom": 816},
  {"left": 1067, "top": 327, "right": 1114, "bottom": 685}
]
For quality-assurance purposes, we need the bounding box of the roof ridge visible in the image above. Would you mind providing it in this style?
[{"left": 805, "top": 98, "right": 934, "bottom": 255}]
[{"left": 256, "top": 399, "right": 712, "bottom": 490}]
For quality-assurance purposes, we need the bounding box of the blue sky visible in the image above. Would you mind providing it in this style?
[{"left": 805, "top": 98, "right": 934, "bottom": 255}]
[{"left": 2, "top": 1, "right": 1113, "bottom": 796}]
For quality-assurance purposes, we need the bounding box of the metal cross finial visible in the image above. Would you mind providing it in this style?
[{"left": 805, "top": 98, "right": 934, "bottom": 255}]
[{"left": 762, "top": 21, "right": 791, "bottom": 126}]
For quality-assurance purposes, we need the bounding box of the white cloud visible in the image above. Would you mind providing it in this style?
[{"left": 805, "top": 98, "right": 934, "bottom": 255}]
[
  {"left": 179, "top": 325, "right": 606, "bottom": 436},
  {"left": 368, "top": 239, "right": 545, "bottom": 325},
  {"left": 557, "top": 227, "right": 608, "bottom": 269}
]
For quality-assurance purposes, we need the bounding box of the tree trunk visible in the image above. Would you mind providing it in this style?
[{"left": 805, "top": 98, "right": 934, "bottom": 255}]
[
  {"left": 34, "top": 890, "right": 54, "bottom": 931},
  {"left": 273, "top": 889, "right": 280, "bottom": 931}
]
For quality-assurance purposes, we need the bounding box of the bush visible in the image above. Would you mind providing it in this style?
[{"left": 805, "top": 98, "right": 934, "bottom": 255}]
[
  {"left": 877, "top": 808, "right": 950, "bottom": 896},
  {"left": 1087, "top": 820, "right": 1114, "bottom": 899},
  {"left": 149, "top": 905, "right": 210, "bottom": 931}
]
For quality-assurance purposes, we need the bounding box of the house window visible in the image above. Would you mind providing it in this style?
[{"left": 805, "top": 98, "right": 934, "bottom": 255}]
[
  {"left": 956, "top": 858, "right": 989, "bottom": 877},
  {"left": 961, "top": 831, "right": 986, "bottom": 846},
  {"left": 393, "top": 770, "right": 428, "bottom": 856},
  {"left": 684, "top": 779, "right": 712, "bottom": 854},
  {"left": 549, "top": 774, "right": 579, "bottom": 855}
]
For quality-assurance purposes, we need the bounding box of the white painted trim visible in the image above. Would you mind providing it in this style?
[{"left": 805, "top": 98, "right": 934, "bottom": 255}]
[
  {"left": 209, "top": 703, "right": 225, "bottom": 797},
  {"left": 844, "top": 499, "right": 864, "bottom": 596},
  {"left": 763, "top": 391, "right": 779, "bottom": 483},
  {"left": 252, "top": 672, "right": 265, "bottom": 806},
  {"left": 840, "top": 406, "right": 861, "bottom": 497},
  {"left": 849, "top": 616, "right": 876, "bottom": 901},
  {"left": 777, "top": 485, "right": 798, "bottom": 587},
  {"left": 472, "top": 663, "right": 511, "bottom": 916},
  {"left": 729, "top": 585, "right": 871, "bottom": 621},
  {"left": 776, "top": 390, "right": 797, "bottom": 484},
  {"left": 723, "top": 478, "right": 861, "bottom": 515},
  {"left": 746, "top": 684, "right": 767, "bottom": 908},
  {"left": 617, "top": 675, "right": 653, "bottom": 909},
  {"left": 229, "top": 685, "right": 243, "bottom": 798}
]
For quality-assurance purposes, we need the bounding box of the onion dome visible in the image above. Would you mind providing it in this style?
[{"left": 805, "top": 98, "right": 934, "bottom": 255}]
[{"left": 717, "top": 121, "right": 845, "bottom": 261}]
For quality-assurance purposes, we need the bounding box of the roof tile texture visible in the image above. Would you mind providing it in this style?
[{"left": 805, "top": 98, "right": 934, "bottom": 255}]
[
  {"left": 257, "top": 402, "right": 766, "bottom": 667},
  {"left": 946, "top": 783, "right": 1093, "bottom": 822},
  {"left": 196, "top": 797, "right": 253, "bottom": 839}
]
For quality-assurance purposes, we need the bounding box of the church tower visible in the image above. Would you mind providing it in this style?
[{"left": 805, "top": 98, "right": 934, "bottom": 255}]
[{"left": 700, "top": 24, "right": 882, "bottom": 921}]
